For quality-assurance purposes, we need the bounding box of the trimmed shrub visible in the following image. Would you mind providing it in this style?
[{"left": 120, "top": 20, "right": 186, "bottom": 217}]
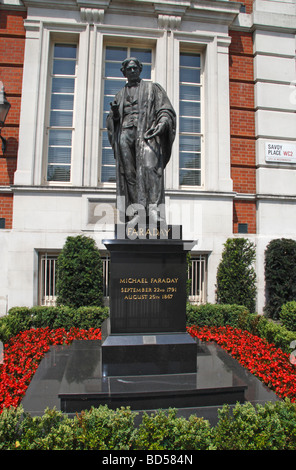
[
  {"left": 280, "top": 301, "right": 296, "bottom": 332},
  {"left": 264, "top": 238, "right": 296, "bottom": 319},
  {"left": 186, "top": 303, "right": 251, "bottom": 330},
  {"left": 2, "top": 401, "right": 296, "bottom": 450},
  {"left": 213, "top": 400, "right": 296, "bottom": 450},
  {"left": 0, "top": 406, "right": 26, "bottom": 450},
  {"left": 255, "top": 316, "right": 296, "bottom": 355},
  {"left": 17, "top": 408, "right": 75, "bottom": 450},
  {"left": 56, "top": 235, "right": 104, "bottom": 308},
  {"left": 74, "top": 406, "right": 137, "bottom": 450},
  {"left": 216, "top": 238, "right": 257, "bottom": 313},
  {"left": 0, "top": 305, "right": 109, "bottom": 343},
  {"left": 133, "top": 408, "right": 213, "bottom": 450}
]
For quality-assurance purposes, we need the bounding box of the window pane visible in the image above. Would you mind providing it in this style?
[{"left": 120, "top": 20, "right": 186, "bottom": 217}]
[
  {"left": 101, "top": 165, "right": 116, "bottom": 183},
  {"left": 180, "top": 67, "right": 200, "bottom": 84},
  {"left": 180, "top": 153, "right": 201, "bottom": 169},
  {"left": 179, "top": 169, "right": 201, "bottom": 186},
  {"left": 53, "top": 59, "right": 76, "bottom": 76},
  {"left": 54, "top": 44, "right": 77, "bottom": 59},
  {"left": 180, "top": 53, "right": 200, "bottom": 68},
  {"left": 48, "top": 146, "right": 71, "bottom": 164},
  {"left": 179, "top": 117, "right": 200, "bottom": 133},
  {"left": 105, "top": 46, "right": 127, "bottom": 61},
  {"left": 180, "top": 101, "right": 200, "bottom": 117},
  {"left": 52, "top": 78, "right": 75, "bottom": 93},
  {"left": 102, "top": 131, "right": 111, "bottom": 147},
  {"left": 180, "top": 84, "right": 200, "bottom": 101},
  {"left": 51, "top": 94, "right": 74, "bottom": 110},
  {"left": 102, "top": 148, "right": 115, "bottom": 165},
  {"left": 131, "top": 48, "right": 151, "bottom": 63},
  {"left": 105, "top": 61, "right": 124, "bottom": 78},
  {"left": 140, "top": 65, "right": 151, "bottom": 80},
  {"left": 49, "top": 129, "right": 72, "bottom": 146},
  {"left": 47, "top": 165, "right": 71, "bottom": 182},
  {"left": 179, "top": 135, "right": 201, "bottom": 152},
  {"left": 50, "top": 110, "right": 73, "bottom": 127},
  {"left": 104, "top": 79, "right": 126, "bottom": 97}
]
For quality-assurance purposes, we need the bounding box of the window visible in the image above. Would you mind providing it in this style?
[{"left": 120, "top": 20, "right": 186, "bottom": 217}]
[
  {"left": 39, "top": 253, "right": 58, "bottom": 306},
  {"left": 100, "top": 45, "right": 152, "bottom": 183},
  {"left": 46, "top": 43, "right": 77, "bottom": 183},
  {"left": 38, "top": 251, "right": 110, "bottom": 306},
  {"left": 188, "top": 255, "right": 207, "bottom": 304},
  {"left": 179, "top": 52, "right": 202, "bottom": 187}
]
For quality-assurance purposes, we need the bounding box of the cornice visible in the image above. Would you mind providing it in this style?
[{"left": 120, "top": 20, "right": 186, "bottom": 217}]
[{"left": 20, "top": 0, "right": 241, "bottom": 27}]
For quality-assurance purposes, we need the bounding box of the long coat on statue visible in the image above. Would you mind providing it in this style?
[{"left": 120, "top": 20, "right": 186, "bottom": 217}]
[{"left": 106, "top": 80, "right": 176, "bottom": 220}]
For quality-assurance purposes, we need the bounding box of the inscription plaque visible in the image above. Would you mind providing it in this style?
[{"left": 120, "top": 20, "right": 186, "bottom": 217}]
[{"left": 104, "top": 239, "right": 190, "bottom": 334}]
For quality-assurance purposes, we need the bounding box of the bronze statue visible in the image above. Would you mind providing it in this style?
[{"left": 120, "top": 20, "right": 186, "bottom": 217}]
[{"left": 106, "top": 57, "right": 176, "bottom": 224}]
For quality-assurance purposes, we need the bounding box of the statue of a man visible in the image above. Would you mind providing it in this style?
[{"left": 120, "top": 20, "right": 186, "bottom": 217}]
[{"left": 106, "top": 57, "right": 176, "bottom": 224}]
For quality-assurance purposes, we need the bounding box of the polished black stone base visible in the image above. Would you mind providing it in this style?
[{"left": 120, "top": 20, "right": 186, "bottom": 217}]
[
  {"left": 21, "top": 338, "right": 280, "bottom": 425},
  {"left": 101, "top": 331, "right": 197, "bottom": 376}
]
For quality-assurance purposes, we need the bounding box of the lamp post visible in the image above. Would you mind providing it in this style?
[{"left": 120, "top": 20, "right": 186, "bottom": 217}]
[{"left": 0, "top": 82, "right": 11, "bottom": 154}]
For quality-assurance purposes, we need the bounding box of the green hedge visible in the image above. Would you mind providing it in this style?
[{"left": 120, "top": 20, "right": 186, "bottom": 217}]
[
  {"left": 186, "top": 303, "right": 252, "bottom": 329},
  {"left": 0, "top": 305, "right": 109, "bottom": 343},
  {"left": 280, "top": 301, "right": 296, "bottom": 332},
  {"left": 264, "top": 238, "right": 296, "bottom": 319},
  {"left": 2, "top": 400, "right": 296, "bottom": 450},
  {"left": 186, "top": 303, "right": 296, "bottom": 355}
]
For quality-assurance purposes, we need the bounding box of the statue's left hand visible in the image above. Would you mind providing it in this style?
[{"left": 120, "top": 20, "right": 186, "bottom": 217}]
[{"left": 144, "top": 121, "right": 166, "bottom": 140}]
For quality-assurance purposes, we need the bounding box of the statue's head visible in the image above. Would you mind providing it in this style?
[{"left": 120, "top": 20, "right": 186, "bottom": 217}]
[{"left": 121, "top": 57, "right": 143, "bottom": 79}]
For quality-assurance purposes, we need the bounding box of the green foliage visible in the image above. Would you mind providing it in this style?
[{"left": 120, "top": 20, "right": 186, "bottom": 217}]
[
  {"left": 255, "top": 316, "right": 296, "bottom": 355},
  {"left": 186, "top": 303, "right": 252, "bottom": 330},
  {"left": 133, "top": 409, "right": 213, "bottom": 450},
  {"left": 0, "top": 305, "right": 109, "bottom": 343},
  {"left": 56, "top": 235, "right": 104, "bottom": 308},
  {"left": 18, "top": 408, "right": 75, "bottom": 450},
  {"left": 216, "top": 238, "right": 257, "bottom": 312},
  {"left": 280, "top": 301, "right": 296, "bottom": 331},
  {"left": 0, "top": 406, "right": 27, "bottom": 450},
  {"left": 74, "top": 406, "right": 136, "bottom": 450},
  {"left": 2, "top": 401, "right": 296, "bottom": 450},
  {"left": 264, "top": 238, "right": 296, "bottom": 319},
  {"left": 213, "top": 401, "right": 293, "bottom": 450}
]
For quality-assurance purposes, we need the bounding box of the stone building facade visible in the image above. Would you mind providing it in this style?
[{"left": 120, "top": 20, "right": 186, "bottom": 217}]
[{"left": 0, "top": 0, "right": 295, "bottom": 315}]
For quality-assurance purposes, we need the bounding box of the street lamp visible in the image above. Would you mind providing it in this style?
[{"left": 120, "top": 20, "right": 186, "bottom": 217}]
[{"left": 0, "top": 82, "right": 11, "bottom": 154}]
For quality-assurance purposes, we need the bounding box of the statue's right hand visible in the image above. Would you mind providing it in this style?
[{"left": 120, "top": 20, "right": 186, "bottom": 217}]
[
  {"left": 110, "top": 100, "right": 120, "bottom": 120},
  {"left": 110, "top": 100, "right": 119, "bottom": 111}
]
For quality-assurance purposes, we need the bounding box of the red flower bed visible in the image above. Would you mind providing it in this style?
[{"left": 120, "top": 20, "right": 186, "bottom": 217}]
[
  {"left": 1, "top": 325, "right": 296, "bottom": 414},
  {"left": 0, "top": 327, "right": 101, "bottom": 412},
  {"left": 188, "top": 325, "right": 296, "bottom": 402}
]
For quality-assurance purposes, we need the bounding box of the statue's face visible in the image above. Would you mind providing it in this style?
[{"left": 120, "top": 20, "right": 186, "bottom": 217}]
[{"left": 124, "top": 60, "right": 141, "bottom": 82}]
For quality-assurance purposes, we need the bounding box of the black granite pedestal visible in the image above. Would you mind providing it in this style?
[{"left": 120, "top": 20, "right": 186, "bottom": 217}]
[{"left": 101, "top": 235, "right": 197, "bottom": 377}]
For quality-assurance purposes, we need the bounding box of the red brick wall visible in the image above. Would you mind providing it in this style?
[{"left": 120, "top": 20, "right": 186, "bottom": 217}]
[
  {"left": 0, "top": 9, "right": 26, "bottom": 228},
  {"left": 0, "top": 193, "right": 13, "bottom": 229},
  {"left": 229, "top": 28, "right": 256, "bottom": 234},
  {"left": 231, "top": 0, "right": 254, "bottom": 14}
]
